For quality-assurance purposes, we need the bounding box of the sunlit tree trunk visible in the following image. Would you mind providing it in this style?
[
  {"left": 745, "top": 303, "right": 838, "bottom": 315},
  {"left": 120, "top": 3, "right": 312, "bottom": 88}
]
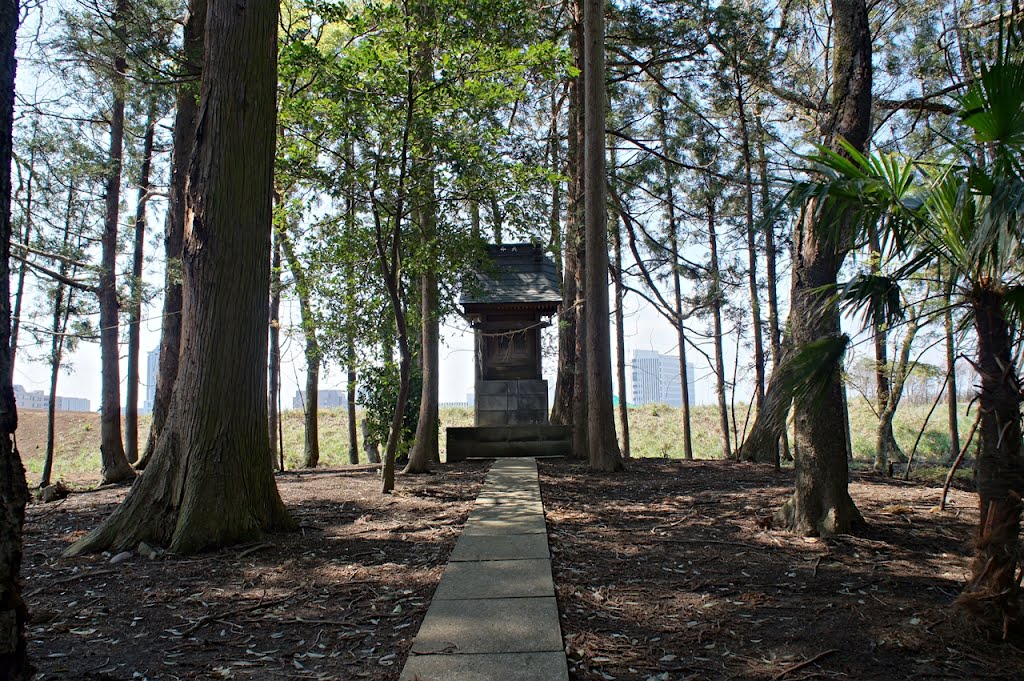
[
  {"left": 97, "top": 0, "right": 134, "bottom": 484},
  {"left": 582, "top": 0, "right": 622, "bottom": 472},
  {"left": 610, "top": 149, "right": 630, "bottom": 457},
  {"left": 706, "top": 198, "right": 732, "bottom": 460},
  {"left": 735, "top": 76, "right": 765, "bottom": 412},
  {"left": 140, "top": 0, "right": 206, "bottom": 469},
  {"left": 551, "top": 0, "right": 582, "bottom": 430},
  {"left": 41, "top": 185, "right": 79, "bottom": 489},
  {"left": 268, "top": 227, "right": 282, "bottom": 470},
  {"left": 125, "top": 111, "right": 156, "bottom": 465},
  {"left": 66, "top": 0, "right": 294, "bottom": 555},
  {"left": 280, "top": 232, "right": 320, "bottom": 469},
  {"left": 774, "top": 0, "right": 871, "bottom": 536},
  {"left": 943, "top": 265, "right": 959, "bottom": 463}
]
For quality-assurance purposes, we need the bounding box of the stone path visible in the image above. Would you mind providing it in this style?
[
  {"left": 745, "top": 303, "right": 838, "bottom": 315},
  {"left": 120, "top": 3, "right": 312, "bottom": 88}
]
[{"left": 399, "top": 458, "right": 569, "bottom": 681}]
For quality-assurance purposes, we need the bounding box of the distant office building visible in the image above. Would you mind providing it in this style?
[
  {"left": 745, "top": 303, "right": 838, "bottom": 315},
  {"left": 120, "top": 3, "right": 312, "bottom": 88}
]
[
  {"left": 13, "top": 384, "right": 90, "bottom": 412},
  {"left": 142, "top": 346, "right": 160, "bottom": 414},
  {"left": 630, "top": 350, "right": 694, "bottom": 407},
  {"left": 293, "top": 389, "right": 347, "bottom": 410}
]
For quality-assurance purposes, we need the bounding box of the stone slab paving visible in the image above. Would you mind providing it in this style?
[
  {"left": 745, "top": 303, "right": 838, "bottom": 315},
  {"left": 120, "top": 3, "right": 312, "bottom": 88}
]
[{"left": 400, "top": 458, "right": 569, "bottom": 681}]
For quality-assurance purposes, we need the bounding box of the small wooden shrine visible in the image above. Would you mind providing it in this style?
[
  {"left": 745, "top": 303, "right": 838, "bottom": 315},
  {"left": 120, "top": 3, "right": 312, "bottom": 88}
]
[{"left": 447, "top": 243, "right": 570, "bottom": 460}]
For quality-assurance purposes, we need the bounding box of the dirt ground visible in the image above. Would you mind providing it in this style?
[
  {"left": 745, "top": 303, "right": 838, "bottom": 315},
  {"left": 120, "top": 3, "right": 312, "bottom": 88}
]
[
  {"left": 22, "top": 463, "right": 488, "bottom": 680},
  {"left": 21, "top": 457, "right": 1024, "bottom": 681},
  {"left": 539, "top": 458, "right": 1024, "bottom": 681}
]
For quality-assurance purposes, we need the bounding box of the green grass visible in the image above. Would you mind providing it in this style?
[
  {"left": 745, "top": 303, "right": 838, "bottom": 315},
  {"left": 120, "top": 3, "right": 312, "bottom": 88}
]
[{"left": 20, "top": 400, "right": 977, "bottom": 483}]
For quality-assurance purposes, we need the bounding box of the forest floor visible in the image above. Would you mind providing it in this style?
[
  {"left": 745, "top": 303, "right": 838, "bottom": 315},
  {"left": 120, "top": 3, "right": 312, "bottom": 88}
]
[
  {"left": 539, "top": 458, "right": 1024, "bottom": 681},
  {"left": 22, "top": 457, "right": 1023, "bottom": 681},
  {"left": 22, "top": 462, "right": 489, "bottom": 681}
]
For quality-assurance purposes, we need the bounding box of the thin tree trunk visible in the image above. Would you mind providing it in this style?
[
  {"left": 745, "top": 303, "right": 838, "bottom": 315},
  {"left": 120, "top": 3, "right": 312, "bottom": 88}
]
[
  {"left": 736, "top": 76, "right": 765, "bottom": 411},
  {"left": 41, "top": 185, "right": 79, "bottom": 489},
  {"left": 280, "top": 231, "right": 320, "bottom": 469},
  {"left": 66, "top": 0, "right": 294, "bottom": 556},
  {"left": 583, "top": 0, "right": 622, "bottom": 472},
  {"left": 9, "top": 120, "right": 37, "bottom": 373},
  {"left": 41, "top": 287, "right": 73, "bottom": 490},
  {"left": 869, "top": 223, "right": 903, "bottom": 472},
  {"left": 658, "top": 89, "right": 693, "bottom": 460},
  {"left": 406, "top": 16, "right": 439, "bottom": 474},
  {"left": 347, "top": 341, "right": 359, "bottom": 465},
  {"left": 345, "top": 139, "right": 359, "bottom": 466},
  {"left": 756, "top": 108, "right": 787, "bottom": 465},
  {"left": 268, "top": 228, "right": 282, "bottom": 470},
  {"left": 0, "top": 2, "right": 30, "bottom": 671},
  {"left": 944, "top": 265, "right": 960, "bottom": 463},
  {"left": 125, "top": 111, "right": 156, "bottom": 465},
  {"left": 610, "top": 153, "right": 630, "bottom": 457},
  {"left": 139, "top": 0, "right": 205, "bottom": 469},
  {"left": 707, "top": 199, "right": 732, "bottom": 459},
  {"left": 548, "top": 84, "right": 563, "bottom": 281},
  {"left": 551, "top": 0, "right": 583, "bottom": 429},
  {"left": 97, "top": 0, "right": 134, "bottom": 484}
]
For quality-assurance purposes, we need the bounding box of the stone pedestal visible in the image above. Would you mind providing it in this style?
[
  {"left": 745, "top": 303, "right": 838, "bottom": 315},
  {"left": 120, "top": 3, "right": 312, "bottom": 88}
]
[{"left": 475, "top": 379, "right": 548, "bottom": 426}]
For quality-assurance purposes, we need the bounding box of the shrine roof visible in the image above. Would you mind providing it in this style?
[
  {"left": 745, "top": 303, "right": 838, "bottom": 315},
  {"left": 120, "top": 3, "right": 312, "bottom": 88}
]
[{"left": 461, "top": 243, "right": 562, "bottom": 309}]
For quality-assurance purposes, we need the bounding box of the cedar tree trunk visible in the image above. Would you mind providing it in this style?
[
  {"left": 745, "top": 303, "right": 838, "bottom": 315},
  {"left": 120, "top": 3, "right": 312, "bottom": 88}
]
[
  {"left": 582, "top": 0, "right": 623, "bottom": 472},
  {"left": 65, "top": 0, "right": 294, "bottom": 555},
  {"left": 707, "top": 198, "right": 732, "bottom": 459},
  {"left": 125, "top": 112, "right": 156, "bottom": 464},
  {"left": 280, "top": 232, "right": 320, "bottom": 469},
  {"left": 0, "top": 3, "right": 31, "bottom": 673},
  {"left": 551, "top": 0, "right": 583, "bottom": 428},
  {"left": 97, "top": 0, "right": 134, "bottom": 484},
  {"left": 140, "top": 0, "right": 205, "bottom": 469}
]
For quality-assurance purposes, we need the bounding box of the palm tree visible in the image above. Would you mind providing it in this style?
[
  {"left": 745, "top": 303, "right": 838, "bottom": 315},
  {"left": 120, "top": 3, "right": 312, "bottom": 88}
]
[{"left": 798, "top": 40, "right": 1024, "bottom": 638}]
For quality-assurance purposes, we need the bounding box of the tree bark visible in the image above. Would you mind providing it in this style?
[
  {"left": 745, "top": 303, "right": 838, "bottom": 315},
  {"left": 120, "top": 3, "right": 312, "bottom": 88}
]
[
  {"left": 280, "top": 231, "right": 320, "bottom": 469},
  {"left": 125, "top": 111, "right": 157, "bottom": 465},
  {"left": 268, "top": 227, "right": 282, "bottom": 470},
  {"left": 97, "top": 0, "right": 134, "bottom": 485},
  {"left": 869, "top": 224, "right": 903, "bottom": 472},
  {"left": 405, "top": 17, "right": 439, "bottom": 473},
  {"left": 347, "top": 343, "right": 358, "bottom": 465},
  {"left": 659, "top": 97, "right": 693, "bottom": 460},
  {"left": 944, "top": 266, "right": 960, "bottom": 463},
  {"left": 65, "top": 0, "right": 294, "bottom": 556},
  {"left": 773, "top": 0, "right": 871, "bottom": 536},
  {"left": 706, "top": 198, "right": 732, "bottom": 460},
  {"left": 9, "top": 120, "right": 37, "bottom": 374},
  {"left": 582, "top": 0, "right": 623, "bottom": 473},
  {"left": 611, "top": 170, "right": 630, "bottom": 458},
  {"left": 139, "top": 0, "right": 206, "bottom": 470},
  {"left": 550, "top": 0, "right": 583, "bottom": 429},
  {"left": 0, "top": 2, "right": 32, "bottom": 672},
  {"left": 41, "top": 186, "right": 79, "bottom": 490},
  {"left": 736, "top": 76, "right": 765, "bottom": 411},
  {"left": 405, "top": 264, "right": 438, "bottom": 473},
  {"left": 957, "top": 286, "right": 1024, "bottom": 637}
]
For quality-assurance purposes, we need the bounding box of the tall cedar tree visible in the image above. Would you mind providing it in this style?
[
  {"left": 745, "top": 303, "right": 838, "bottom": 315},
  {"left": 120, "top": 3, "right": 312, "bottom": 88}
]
[
  {"left": 139, "top": 0, "right": 206, "bottom": 470},
  {"left": 66, "top": 0, "right": 294, "bottom": 555},
  {"left": 0, "top": 3, "right": 32, "bottom": 677},
  {"left": 97, "top": 0, "right": 135, "bottom": 484},
  {"left": 583, "top": 0, "right": 623, "bottom": 472},
  {"left": 773, "top": 0, "right": 870, "bottom": 535}
]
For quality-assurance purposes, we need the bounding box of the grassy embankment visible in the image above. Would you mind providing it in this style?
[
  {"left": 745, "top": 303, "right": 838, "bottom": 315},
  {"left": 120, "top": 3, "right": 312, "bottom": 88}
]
[{"left": 17, "top": 400, "right": 975, "bottom": 486}]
